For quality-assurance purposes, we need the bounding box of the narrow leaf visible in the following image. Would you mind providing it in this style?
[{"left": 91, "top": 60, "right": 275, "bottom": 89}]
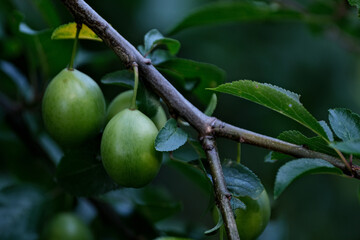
[
  {"left": 155, "top": 119, "right": 188, "bottom": 152},
  {"left": 56, "top": 149, "right": 118, "bottom": 196},
  {"left": 168, "top": 2, "right": 302, "bottom": 35},
  {"left": 204, "top": 93, "right": 217, "bottom": 116},
  {"left": 330, "top": 140, "right": 360, "bottom": 155},
  {"left": 51, "top": 22, "right": 102, "bottom": 41},
  {"left": 277, "top": 130, "right": 337, "bottom": 157},
  {"left": 0, "top": 60, "right": 33, "bottom": 102},
  {"left": 158, "top": 58, "right": 225, "bottom": 104},
  {"left": 144, "top": 29, "right": 180, "bottom": 55},
  {"left": 223, "top": 160, "right": 264, "bottom": 199},
  {"left": 101, "top": 70, "right": 134, "bottom": 88},
  {"left": 319, "top": 120, "right": 334, "bottom": 142},
  {"left": 210, "top": 80, "right": 328, "bottom": 139},
  {"left": 204, "top": 207, "right": 223, "bottom": 235},
  {"left": 328, "top": 108, "right": 360, "bottom": 141},
  {"left": 274, "top": 158, "right": 343, "bottom": 199}
]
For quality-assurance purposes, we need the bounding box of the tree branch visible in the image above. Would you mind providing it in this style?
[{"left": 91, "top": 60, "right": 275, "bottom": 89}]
[{"left": 59, "top": 0, "right": 360, "bottom": 238}]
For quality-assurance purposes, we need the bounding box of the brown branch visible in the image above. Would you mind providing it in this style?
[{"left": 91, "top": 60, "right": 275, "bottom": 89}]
[{"left": 59, "top": 0, "right": 360, "bottom": 238}]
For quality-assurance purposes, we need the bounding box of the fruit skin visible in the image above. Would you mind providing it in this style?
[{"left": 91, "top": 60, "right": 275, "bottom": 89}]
[
  {"left": 42, "top": 68, "right": 106, "bottom": 145},
  {"left": 42, "top": 213, "right": 94, "bottom": 240},
  {"left": 235, "top": 190, "right": 271, "bottom": 240},
  {"left": 101, "top": 108, "right": 162, "bottom": 188},
  {"left": 213, "top": 190, "right": 270, "bottom": 240},
  {"left": 106, "top": 90, "right": 167, "bottom": 130}
]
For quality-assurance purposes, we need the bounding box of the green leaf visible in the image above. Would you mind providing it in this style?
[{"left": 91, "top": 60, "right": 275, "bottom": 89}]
[
  {"left": 0, "top": 183, "right": 44, "bottom": 240},
  {"left": 330, "top": 140, "right": 360, "bottom": 155},
  {"left": 137, "top": 81, "right": 161, "bottom": 118},
  {"left": 328, "top": 108, "right": 360, "bottom": 141},
  {"left": 277, "top": 130, "right": 338, "bottom": 157},
  {"left": 158, "top": 58, "right": 225, "bottom": 104},
  {"left": 56, "top": 147, "right": 118, "bottom": 197},
  {"left": 223, "top": 160, "right": 264, "bottom": 199},
  {"left": 204, "top": 93, "right": 217, "bottom": 116},
  {"left": 319, "top": 120, "right": 334, "bottom": 142},
  {"left": 144, "top": 29, "right": 180, "bottom": 55},
  {"left": 0, "top": 60, "right": 33, "bottom": 102},
  {"left": 204, "top": 207, "right": 223, "bottom": 235},
  {"left": 102, "top": 186, "right": 181, "bottom": 223},
  {"left": 210, "top": 80, "right": 328, "bottom": 139},
  {"left": 155, "top": 119, "right": 188, "bottom": 152},
  {"left": 348, "top": 0, "right": 360, "bottom": 9},
  {"left": 168, "top": 2, "right": 302, "bottom": 35},
  {"left": 172, "top": 140, "right": 205, "bottom": 162},
  {"left": 101, "top": 70, "right": 134, "bottom": 88},
  {"left": 51, "top": 22, "right": 102, "bottom": 41},
  {"left": 274, "top": 158, "right": 343, "bottom": 199}
]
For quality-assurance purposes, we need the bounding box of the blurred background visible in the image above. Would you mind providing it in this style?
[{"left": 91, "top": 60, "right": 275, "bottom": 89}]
[{"left": 1, "top": 0, "right": 360, "bottom": 239}]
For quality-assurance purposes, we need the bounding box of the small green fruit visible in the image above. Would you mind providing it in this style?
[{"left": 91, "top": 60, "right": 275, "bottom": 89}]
[
  {"left": 42, "top": 68, "right": 106, "bottom": 145},
  {"left": 235, "top": 190, "right": 271, "bottom": 240},
  {"left": 101, "top": 108, "right": 162, "bottom": 188},
  {"left": 106, "top": 90, "right": 167, "bottom": 130},
  {"left": 43, "top": 213, "right": 93, "bottom": 240}
]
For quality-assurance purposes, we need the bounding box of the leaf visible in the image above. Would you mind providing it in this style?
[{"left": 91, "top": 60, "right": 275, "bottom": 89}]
[
  {"left": 168, "top": 2, "right": 302, "bottom": 35},
  {"left": 328, "top": 108, "right": 360, "bottom": 141},
  {"left": 277, "top": 130, "right": 338, "bottom": 157},
  {"left": 155, "top": 119, "right": 188, "bottom": 152},
  {"left": 100, "top": 70, "right": 134, "bottom": 88},
  {"left": 56, "top": 148, "right": 118, "bottom": 197},
  {"left": 348, "top": 0, "right": 360, "bottom": 10},
  {"left": 330, "top": 140, "right": 360, "bottom": 155},
  {"left": 51, "top": 22, "right": 102, "bottom": 41},
  {"left": 158, "top": 58, "right": 225, "bottom": 104},
  {"left": 144, "top": 29, "right": 180, "bottom": 55},
  {"left": 319, "top": 120, "right": 334, "bottom": 142},
  {"left": 210, "top": 80, "right": 328, "bottom": 139},
  {"left": 137, "top": 82, "right": 161, "bottom": 118},
  {"left": 0, "top": 184, "right": 44, "bottom": 240},
  {"left": 0, "top": 60, "right": 33, "bottom": 102},
  {"left": 204, "top": 93, "right": 217, "bottom": 116},
  {"left": 223, "top": 160, "right": 264, "bottom": 199},
  {"left": 204, "top": 207, "right": 223, "bottom": 235},
  {"left": 274, "top": 158, "right": 343, "bottom": 199}
]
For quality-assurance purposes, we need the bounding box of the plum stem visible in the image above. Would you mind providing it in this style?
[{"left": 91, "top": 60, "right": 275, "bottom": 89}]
[
  {"left": 68, "top": 22, "right": 82, "bottom": 71},
  {"left": 130, "top": 63, "right": 139, "bottom": 110}
]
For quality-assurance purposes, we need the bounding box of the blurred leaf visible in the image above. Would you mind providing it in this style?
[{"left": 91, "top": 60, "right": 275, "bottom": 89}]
[
  {"left": 165, "top": 158, "right": 212, "bottom": 194},
  {"left": 173, "top": 141, "right": 202, "bottom": 162},
  {"left": 131, "top": 186, "right": 182, "bottom": 223},
  {"left": 51, "top": 22, "right": 102, "bottom": 41},
  {"left": 266, "top": 151, "right": 293, "bottom": 163},
  {"left": 274, "top": 158, "right": 343, "bottom": 199},
  {"left": 330, "top": 140, "right": 360, "bottom": 155},
  {"left": 144, "top": 29, "right": 180, "bottom": 55},
  {"left": 37, "top": 133, "right": 63, "bottom": 165},
  {"left": 231, "top": 197, "right": 246, "bottom": 212},
  {"left": 168, "top": 2, "right": 302, "bottom": 35},
  {"left": 204, "top": 93, "right": 217, "bottom": 116},
  {"left": 158, "top": 58, "right": 225, "bottom": 104},
  {"left": 204, "top": 207, "right": 223, "bottom": 235},
  {"left": 17, "top": 22, "right": 72, "bottom": 78},
  {"left": 223, "top": 160, "right": 264, "bottom": 199},
  {"left": 56, "top": 147, "right": 118, "bottom": 197},
  {"left": 210, "top": 80, "right": 328, "bottom": 139},
  {"left": 319, "top": 120, "right": 334, "bottom": 142},
  {"left": 137, "top": 84, "right": 161, "bottom": 119},
  {"left": 348, "top": 0, "right": 360, "bottom": 13},
  {"left": 154, "top": 237, "right": 194, "bottom": 240},
  {"left": 33, "top": 0, "right": 61, "bottom": 27},
  {"left": 328, "top": 108, "right": 360, "bottom": 141},
  {"left": 101, "top": 70, "right": 134, "bottom": 88},
  {"left": 0, "top": 183, "right": 44, "bottom": 240},
  {"left": 0, "top": 60, "right": 33, "bottom": 102},
  {"left": 277, "top": 130, "right": 338, "bottom": 156},
  {"left": 155, "top": 119, "right": 188, "bottom": 152}
]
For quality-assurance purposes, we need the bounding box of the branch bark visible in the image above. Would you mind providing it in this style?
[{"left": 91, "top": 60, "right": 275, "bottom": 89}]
[{"left": 59, "top": 0, "right": 360, "bottom": 239}]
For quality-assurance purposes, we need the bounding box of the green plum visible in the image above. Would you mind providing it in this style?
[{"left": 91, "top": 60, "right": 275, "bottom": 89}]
[
  {"left": 42, "top": 68, "right": 106, "bottom": 146},
  {"left": 101, "top": 108, "right": 162, "bottom": 188},
  {"left": 42, "top": 213, "right": 93, "bottom": 240},
  {"left": 106, "top": 90, "right": 167, "bottom": 130},
  {"left": 235, "top": 190, "right": 271, "bottom": 240}
]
